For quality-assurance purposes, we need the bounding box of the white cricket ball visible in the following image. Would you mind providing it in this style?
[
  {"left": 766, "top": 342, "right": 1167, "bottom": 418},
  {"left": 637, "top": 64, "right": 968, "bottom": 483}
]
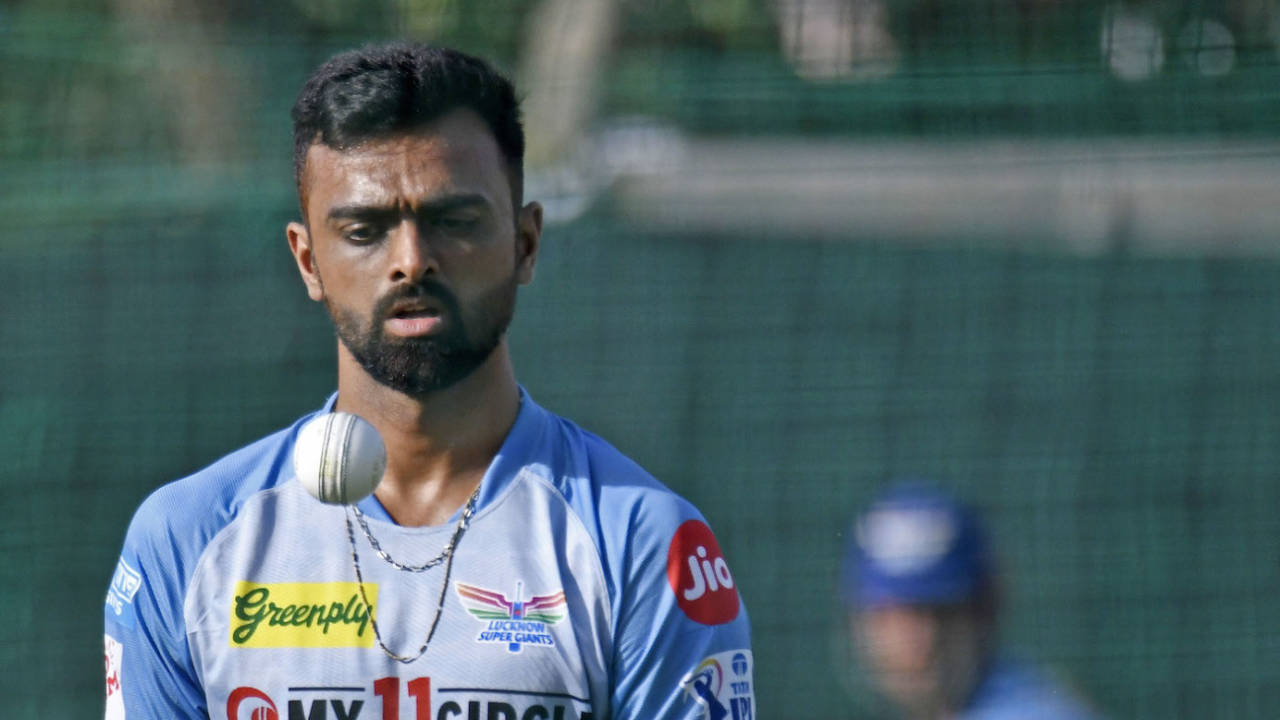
[{"left": 293, "top": 411, "right": 387, "bottom": 505}]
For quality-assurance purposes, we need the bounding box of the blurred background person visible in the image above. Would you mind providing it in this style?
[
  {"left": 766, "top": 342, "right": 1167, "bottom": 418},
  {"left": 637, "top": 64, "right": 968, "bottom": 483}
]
[{"left": 841, "top": 482, "right": 1101, "bottom": 720}]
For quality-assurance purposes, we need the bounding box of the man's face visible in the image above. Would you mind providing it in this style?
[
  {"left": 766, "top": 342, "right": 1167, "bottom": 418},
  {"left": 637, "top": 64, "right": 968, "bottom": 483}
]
[
  {"left": 287, "top": 109, "right": 540, "bottom": 396},
  {"left": 854, "top": 603, "right": 987, "bottom": 719}
]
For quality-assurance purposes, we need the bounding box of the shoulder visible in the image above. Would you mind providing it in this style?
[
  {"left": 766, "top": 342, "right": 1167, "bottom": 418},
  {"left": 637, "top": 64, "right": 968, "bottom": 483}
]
[
  {"left": 134, "top": 422, "right": 301, "bottom": 542},
  {"left": 964, "top": 659, "right": 1100, "bottom": 720},
  {"left": 537, "top": 409, "right": 707, "bottom": 545},
  {"left": 118, "top": 412, "right": 318, "bottom": 590},
  {"left": 532, "top": 404, "right": 745, "bottom": 619},
  {"left": 103, "top": 410, "right": 325, "bottom": 713},
  {"left": 531, "top": 410, "right": 754, "bottom": 718},
  {"left": 106, "top": 409, "right": 321, "bottom": 637}
]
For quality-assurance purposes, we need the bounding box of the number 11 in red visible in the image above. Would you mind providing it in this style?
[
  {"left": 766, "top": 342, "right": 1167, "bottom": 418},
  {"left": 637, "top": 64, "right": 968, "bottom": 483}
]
[{"left": 373, "top": 677, "right": 431, "bottom": 720}]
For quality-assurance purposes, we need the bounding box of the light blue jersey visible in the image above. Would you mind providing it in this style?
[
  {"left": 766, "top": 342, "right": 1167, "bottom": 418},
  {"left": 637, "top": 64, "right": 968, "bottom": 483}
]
[
  {"left": 962, "top": 659, "right": 1099, "bottom": 720},
  {"left": 104, "top": 390, "right": 754, "bottom": 720}
]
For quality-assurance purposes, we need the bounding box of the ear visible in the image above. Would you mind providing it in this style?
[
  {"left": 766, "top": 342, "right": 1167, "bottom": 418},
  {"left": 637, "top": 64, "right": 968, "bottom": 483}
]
[
  {"left": 515, "top": 201, "right": 542, "bottom": 286},
  {"left": 287, "top": 221, "right": 325, "bottom": 302}
]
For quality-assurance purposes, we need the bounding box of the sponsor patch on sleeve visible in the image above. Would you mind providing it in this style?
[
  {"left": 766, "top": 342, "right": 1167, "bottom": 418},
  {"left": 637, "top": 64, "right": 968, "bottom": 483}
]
[
  {"left": 105, "top": 634, "right": 125, "bottom": 720},
  {"left": 105, "top": 556, "right": 143, "bottom": 628},
  {"left": 681, "top": 649, "right": 755, "bottom": 720},
  {"left": 666, "top": 520, "right": 740, "bottom": 625}
]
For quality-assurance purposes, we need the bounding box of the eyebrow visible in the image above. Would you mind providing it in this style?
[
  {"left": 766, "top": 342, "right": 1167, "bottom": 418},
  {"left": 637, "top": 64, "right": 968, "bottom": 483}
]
[{"left": 326, "top": 193, "right": 490, "bottom": 222}]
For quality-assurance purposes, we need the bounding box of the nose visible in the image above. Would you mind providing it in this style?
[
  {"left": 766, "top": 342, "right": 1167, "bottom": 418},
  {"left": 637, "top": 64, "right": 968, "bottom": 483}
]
[{"left": 387, "top": 219, "right": 439, "bottom": 283}]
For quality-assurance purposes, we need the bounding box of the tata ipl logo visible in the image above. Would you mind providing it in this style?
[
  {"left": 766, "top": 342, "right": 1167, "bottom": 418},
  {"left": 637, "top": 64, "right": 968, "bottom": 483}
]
[
  {"left": 455, "top": 581, "right": 567, "bottom": 653},
  {"left": 682, "top": 650, "right": 755, "bottom": 720}
]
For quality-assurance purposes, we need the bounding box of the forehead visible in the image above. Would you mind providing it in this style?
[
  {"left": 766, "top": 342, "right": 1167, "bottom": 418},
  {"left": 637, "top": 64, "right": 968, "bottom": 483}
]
[{"left": 301, "top": 109, "right": 511, "bottom": 215}]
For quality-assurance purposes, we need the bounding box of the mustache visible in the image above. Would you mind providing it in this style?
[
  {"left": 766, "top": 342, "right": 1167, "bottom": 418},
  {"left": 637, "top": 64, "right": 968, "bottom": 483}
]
[{"left": 372, "top": 280, "right": 461, "bottom": 322}]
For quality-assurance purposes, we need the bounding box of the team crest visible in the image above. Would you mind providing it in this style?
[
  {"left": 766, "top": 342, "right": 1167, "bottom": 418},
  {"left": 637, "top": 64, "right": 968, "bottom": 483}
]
[{"left": 454, "top": 581, "right": 566, "bottom": 653}]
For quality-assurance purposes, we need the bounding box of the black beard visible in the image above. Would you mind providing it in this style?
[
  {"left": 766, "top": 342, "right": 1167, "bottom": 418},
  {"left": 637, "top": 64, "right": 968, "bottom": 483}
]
[{"left": 326, "top": 276, "right": 516, "bottom": 397}]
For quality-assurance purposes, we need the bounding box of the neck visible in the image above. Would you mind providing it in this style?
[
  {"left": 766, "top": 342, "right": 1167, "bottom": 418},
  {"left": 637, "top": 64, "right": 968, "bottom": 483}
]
[{"left": 334, "top": 339, "right": 521, "bottom": 527}]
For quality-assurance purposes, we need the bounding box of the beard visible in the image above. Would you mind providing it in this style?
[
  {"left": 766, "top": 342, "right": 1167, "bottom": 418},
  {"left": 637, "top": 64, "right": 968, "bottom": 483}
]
[{"left": 323, "top": 274, "right": 517, "bottom": 397}]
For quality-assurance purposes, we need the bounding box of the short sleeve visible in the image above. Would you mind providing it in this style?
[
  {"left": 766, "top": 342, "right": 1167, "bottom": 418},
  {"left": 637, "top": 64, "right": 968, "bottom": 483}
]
[
  {"left": 609, "top": 505, "right": 755, "bottom": 720},
  {"left": 104, "top": 493, "right": 208, "bottom": 719}
]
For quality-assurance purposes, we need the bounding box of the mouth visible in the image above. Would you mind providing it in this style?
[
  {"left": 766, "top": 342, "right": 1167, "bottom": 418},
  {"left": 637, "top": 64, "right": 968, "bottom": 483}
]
[
  {"left": 390, "top": 306, "right": 440, "bottom": 320},
  {"left": 387, "top": 295, "right": 446, "bottom": 319},
  {"left": 384, "top": 302, "right": 444, "bottom": 337}
]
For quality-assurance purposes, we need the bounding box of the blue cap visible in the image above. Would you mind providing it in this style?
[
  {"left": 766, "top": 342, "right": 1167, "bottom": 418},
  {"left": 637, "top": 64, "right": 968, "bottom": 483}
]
[{"left": 842, "top": 482, "right": 993, "bottom": 607}]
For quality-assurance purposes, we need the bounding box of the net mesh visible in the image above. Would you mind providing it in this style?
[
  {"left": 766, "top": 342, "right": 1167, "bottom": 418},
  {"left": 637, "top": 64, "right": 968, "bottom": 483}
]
[{"left": 4, "top": 1, "right": 1279, "bottom": 717}]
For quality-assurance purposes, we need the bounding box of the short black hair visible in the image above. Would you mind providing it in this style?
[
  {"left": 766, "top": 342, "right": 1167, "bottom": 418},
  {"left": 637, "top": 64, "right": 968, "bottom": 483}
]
[{"left": 291, "top": 42, "right": 525, "bottom": 211}]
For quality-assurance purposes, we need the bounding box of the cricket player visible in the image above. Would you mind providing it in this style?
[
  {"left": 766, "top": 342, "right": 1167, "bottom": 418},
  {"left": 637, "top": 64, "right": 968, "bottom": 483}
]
[
  {"left": 843, "top": 482, "right": 1098, "bottom": 720},
  {"left": 104, "top": 42, "right": 753, "bottom": 720}
]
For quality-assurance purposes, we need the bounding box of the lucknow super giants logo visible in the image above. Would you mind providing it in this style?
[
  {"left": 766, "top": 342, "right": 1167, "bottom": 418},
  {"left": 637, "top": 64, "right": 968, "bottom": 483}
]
[{"left": 454, "top": 581, "right": 567, "bottom": 653}]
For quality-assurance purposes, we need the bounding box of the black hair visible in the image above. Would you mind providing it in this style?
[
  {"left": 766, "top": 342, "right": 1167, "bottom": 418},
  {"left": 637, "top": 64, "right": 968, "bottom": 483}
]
[{"left": 291, "top": 42, "right": 525, "bottom": 210}]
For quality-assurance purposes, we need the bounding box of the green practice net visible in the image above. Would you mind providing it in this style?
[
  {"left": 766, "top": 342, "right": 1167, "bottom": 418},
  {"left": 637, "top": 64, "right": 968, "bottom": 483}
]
[{"left": 3, "top": 1, "right": 1278, "bottom": 717}]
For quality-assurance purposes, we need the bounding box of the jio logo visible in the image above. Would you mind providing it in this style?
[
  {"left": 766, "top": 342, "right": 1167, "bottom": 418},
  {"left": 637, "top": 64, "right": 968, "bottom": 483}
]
[
  {"left": 666, "top": 520, "right": 740, "bottom": 625},
  {"left": 682, "top": 545, "right": 734, "bottom": 600}
]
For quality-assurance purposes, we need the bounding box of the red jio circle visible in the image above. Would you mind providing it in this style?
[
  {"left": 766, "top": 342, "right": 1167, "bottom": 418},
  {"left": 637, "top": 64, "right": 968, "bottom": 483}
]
[{"left": 666, "top": 519, "right": 739, "bottom": 625}]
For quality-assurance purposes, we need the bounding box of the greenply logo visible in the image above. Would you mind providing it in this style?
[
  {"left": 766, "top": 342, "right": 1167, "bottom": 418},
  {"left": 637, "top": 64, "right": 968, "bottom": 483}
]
[{"left": 230, "top": 582, "right": 376, "bottom": 648}]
